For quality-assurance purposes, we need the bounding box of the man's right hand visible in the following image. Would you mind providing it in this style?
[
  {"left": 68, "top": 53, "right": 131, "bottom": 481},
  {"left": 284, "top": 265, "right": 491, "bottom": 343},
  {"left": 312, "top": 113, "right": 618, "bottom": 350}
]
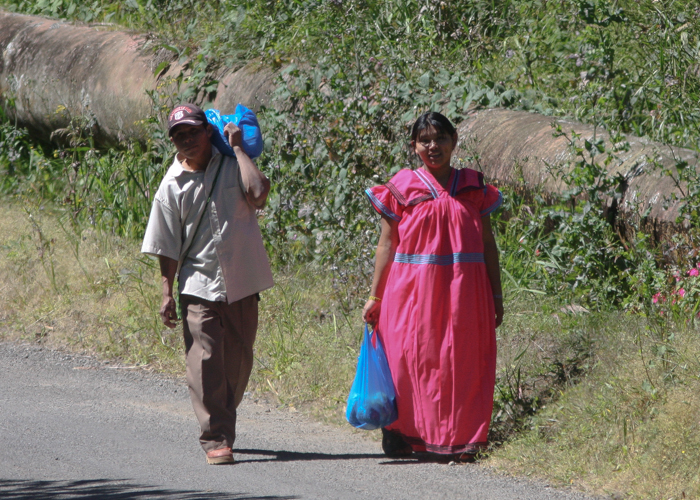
[
  {"left": 158, "top": 256, "right": 179, "bottom": 328},
  {"left": 160, "top": 295, "right": 178, "bottom": 328},
  {"left": 224, "top": 122, "right": 243, "bottom": 149}
]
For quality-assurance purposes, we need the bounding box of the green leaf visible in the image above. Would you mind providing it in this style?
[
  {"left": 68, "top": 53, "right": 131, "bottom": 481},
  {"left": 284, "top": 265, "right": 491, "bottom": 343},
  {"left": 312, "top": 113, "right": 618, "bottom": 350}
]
[
  {"left": 153, "top": 61, "right": 170, "bottom": 78},
  {"left": 160, "top": 44, "right": 180, "bottom": 55},
  {"left": 419, "top": 71, "right": 431, "bottom": 88}
]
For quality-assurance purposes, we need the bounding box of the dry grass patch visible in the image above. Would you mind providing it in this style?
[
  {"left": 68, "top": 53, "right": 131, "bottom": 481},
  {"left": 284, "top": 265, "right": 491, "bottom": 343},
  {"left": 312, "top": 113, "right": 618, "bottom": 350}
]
[
  {"left": 489, "top": 317, "right": 700, "bottom": 499},
  {"left": 252, "top": 270, "right": 364, "bottom": 424},
  {"left": 0, "top": 200, "right": 363, "bottom": 424},
  {"left": 0, "top": 201, "right": 182, "bottom": 370}
]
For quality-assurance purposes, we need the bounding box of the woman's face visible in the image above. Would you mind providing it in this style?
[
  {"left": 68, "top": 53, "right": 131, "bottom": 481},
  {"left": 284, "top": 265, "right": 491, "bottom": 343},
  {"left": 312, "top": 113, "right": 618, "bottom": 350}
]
[{"left": 412, "top": 126, "right": 457, "bottom": 171}]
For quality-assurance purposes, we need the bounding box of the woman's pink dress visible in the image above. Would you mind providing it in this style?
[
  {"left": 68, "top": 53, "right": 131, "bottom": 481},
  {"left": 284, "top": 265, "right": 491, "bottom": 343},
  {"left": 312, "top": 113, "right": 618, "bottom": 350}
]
[{"left": 366, "top": 166, "right": 502, "bottom": 454}]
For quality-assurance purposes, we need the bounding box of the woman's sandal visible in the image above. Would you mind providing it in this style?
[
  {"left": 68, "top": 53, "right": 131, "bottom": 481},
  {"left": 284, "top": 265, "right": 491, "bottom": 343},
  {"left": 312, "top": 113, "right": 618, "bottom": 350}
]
[
  {"left": 455, "top": 452, "right": 476, "bottom": 463},
  {"left": 381, "top": 428, "right": 413, "bottom": 458}
]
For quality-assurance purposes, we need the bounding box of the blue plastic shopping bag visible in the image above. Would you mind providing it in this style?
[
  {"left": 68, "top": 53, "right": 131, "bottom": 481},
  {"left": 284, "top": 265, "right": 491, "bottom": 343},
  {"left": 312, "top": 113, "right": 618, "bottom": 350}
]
[
  {"left": 205, "top": 104, "right": 264, "bottom": 159},
  {"left": 346, "top": 324, "right": 398, "bottom": 430}
]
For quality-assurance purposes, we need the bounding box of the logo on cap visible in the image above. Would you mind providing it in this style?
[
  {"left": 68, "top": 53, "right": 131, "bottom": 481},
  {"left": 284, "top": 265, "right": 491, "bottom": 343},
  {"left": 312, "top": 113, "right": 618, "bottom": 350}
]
[{"left": 167, "top": 103, "right": 206, "bottom": 136}]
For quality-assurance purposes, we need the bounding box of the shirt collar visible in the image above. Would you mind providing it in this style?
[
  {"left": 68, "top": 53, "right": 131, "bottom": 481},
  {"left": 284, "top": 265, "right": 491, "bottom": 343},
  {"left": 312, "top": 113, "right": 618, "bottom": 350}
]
[{"left": 171, "top": 145, "right": 222, "bottom": 177}]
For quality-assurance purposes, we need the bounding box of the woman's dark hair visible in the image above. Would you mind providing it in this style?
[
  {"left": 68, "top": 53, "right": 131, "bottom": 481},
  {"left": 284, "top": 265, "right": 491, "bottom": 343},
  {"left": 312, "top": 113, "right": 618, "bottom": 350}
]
[{"left": 410, "top": 112, "right": 456, "bottom": 142}]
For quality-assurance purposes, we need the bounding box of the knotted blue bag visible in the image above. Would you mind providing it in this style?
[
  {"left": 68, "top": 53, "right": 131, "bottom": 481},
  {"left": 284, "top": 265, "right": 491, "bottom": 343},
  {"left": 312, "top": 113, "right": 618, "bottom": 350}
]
[
  {"left": 346, "top": 324, "right": 398, "bottom": 430},
  {"left": 205, "top": 104, "right": 263, "bottom": 159}
]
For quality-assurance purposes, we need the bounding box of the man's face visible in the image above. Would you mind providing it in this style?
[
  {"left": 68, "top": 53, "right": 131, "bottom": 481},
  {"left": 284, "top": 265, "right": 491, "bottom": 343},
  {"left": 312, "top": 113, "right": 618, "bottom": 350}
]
[{"left": 170, "top": 124, "right": 213, "bottom": 161}]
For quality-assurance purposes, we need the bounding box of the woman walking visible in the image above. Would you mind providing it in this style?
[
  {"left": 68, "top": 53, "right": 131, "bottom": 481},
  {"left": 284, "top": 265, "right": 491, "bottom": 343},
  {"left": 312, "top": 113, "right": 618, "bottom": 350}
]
[{"left": 362, "top": 111, "right": 503, "bottom": 461}]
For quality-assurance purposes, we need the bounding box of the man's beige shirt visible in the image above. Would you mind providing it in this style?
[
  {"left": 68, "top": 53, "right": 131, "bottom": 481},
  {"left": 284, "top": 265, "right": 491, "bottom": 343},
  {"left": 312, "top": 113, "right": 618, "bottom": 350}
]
[{"left": 141, "top": 147, "right": 274, "bottom": 303}]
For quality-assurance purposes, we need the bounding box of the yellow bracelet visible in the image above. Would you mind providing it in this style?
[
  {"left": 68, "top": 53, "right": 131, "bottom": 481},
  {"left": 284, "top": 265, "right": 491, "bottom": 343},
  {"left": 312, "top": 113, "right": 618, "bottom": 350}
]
[{"left": 369, "top": 295, "right": 382, "bottom": 302}]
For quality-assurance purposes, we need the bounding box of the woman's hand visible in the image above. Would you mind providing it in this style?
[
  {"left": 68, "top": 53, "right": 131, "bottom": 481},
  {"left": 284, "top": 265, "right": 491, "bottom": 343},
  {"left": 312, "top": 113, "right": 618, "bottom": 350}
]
[
  {"left": 362, "top": 299, "right": 382, "bottom": 326},
  {"left": 494, "top": 297, "right": 504, "bottom": 328},
  {"left": 482, "top": 215, "right": 504, "bottom": 328}
]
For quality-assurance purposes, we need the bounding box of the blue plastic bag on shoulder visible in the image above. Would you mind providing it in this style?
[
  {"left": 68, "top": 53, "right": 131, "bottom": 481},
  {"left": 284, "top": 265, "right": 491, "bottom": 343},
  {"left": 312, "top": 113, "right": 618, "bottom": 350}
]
[
  {"left": 346, "top": 324, "right": 398, "bottom": 430},
  {"left": 205, "top": 104, "right": 264, "bottom": 159}
]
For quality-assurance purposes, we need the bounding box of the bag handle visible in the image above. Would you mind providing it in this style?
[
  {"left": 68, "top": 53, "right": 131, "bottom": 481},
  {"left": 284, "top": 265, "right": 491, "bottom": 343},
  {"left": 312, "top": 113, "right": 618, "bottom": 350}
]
[{"left": 365, "top": 322, "right": 379, "bottom": 349}]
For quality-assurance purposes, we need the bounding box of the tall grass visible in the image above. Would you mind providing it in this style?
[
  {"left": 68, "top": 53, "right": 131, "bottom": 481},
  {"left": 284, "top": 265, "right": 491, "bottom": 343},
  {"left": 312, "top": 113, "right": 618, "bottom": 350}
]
[
  {"left": 0, "top": 200, "right": 361, "bottom": 393},
  {"left": 0, "top": 200, "right": 181, "bottom": 367},
  {"left": 0, "top": 198, "right": 365, "bottom": 424},
  {"left": 252, "top": 270, "right": 361, "bottom": 420},
  {"left": 491, "top": 313, "right": 700, "bottom": 499}
]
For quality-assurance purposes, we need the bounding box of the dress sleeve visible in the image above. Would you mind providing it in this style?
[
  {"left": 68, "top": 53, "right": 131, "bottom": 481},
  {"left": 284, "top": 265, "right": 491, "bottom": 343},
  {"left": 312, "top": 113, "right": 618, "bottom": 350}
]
[
  {"left": 365, "top": 184, "right": 403, "bottom": 222},
  {"left": 480, "top": 184, "right": 503, "bottom": 217}
]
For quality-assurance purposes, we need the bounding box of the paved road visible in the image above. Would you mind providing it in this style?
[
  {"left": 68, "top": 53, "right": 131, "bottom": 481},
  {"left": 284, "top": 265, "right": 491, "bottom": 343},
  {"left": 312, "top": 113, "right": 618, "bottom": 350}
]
[{"left": 0, "top": 342, "right": 602, "bottom": 500}]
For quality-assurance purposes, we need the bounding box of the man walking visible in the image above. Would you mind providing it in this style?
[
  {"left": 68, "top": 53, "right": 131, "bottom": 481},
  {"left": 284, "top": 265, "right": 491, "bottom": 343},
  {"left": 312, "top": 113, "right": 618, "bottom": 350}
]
[{"left": 141, "top": 103, "right": 273, "bottom": 464}]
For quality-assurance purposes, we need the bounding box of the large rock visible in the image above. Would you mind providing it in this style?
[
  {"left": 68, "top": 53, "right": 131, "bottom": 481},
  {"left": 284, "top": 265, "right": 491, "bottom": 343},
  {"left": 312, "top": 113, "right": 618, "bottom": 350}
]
[
  {"left": 459, "top": 108, "right": 697, "bottom": 235},
  {"left": 0, "top": 11, "right": 275, "bottom": 147}
]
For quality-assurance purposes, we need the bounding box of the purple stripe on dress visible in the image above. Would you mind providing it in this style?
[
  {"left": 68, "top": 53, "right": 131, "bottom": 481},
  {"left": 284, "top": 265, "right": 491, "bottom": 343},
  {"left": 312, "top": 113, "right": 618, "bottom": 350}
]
[
  {"left": 394, "top": 252, "right": 484, "bottom": 265},
  {"left": 480, "top": 190, "right": 503, "bottom": 216},
  {"left": 386, "top": 181, "right": 407, "bottom": 205},
  {"left": 413, "top": 169, "right": 439, "bottom": 199},
  {"left": 450, "top": 169, "right": 460, "bottom": 197},
  {"left": 365, "top": 189, "right": 401, "bottom": 221},
  {"left": 399, "top": 432, "right": 489, "bottom": 454}
]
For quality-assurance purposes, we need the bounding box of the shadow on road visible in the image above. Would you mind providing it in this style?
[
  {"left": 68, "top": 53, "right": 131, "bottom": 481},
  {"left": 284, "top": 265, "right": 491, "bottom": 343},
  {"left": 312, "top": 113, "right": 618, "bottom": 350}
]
[
  {"left": 233, "top": 448, "right": 383, "bottom": 463},
  {"left": 234, "top": 449, "right": 476, "bottom": 466},
  {"left": 0, "top": 479, "right": 297, "bottom": 500}
]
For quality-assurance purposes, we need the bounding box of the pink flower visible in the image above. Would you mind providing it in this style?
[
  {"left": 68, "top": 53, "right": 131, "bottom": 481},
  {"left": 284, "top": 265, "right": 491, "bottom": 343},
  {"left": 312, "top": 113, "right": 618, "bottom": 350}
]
[
  {"left": 688, "top": 268, "right": 699, "bottom": 277},
  {"left": 652, "top": 293, "right": 663, "bottom": 304},
  {"left": 677, "top": 288, "right": 686, "bottom": 298}
]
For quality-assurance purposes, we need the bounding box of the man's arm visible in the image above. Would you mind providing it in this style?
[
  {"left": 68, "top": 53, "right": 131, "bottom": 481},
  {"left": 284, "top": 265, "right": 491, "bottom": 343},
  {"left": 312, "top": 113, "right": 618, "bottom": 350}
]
[
  {"left": 224, "top": 123, "right": 270, "bottom": 208},
  {"left": 159, "top": 255, "right": 179, "bottom": 328}
]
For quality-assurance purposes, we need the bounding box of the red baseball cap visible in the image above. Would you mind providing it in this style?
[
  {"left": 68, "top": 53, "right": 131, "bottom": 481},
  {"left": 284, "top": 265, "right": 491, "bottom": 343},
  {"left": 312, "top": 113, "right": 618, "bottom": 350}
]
[{"left": 167, "top": 103, "right": 207, "bottom": 136}]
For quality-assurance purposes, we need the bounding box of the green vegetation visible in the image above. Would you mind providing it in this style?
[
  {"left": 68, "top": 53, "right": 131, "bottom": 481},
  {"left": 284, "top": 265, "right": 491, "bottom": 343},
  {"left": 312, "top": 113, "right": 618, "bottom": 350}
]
[
  {"left": 4, "top": 0, "right": 700, "bottom": 144},
  {"left": 2, "top": 0, "right": 700, "bottom": 498}
]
